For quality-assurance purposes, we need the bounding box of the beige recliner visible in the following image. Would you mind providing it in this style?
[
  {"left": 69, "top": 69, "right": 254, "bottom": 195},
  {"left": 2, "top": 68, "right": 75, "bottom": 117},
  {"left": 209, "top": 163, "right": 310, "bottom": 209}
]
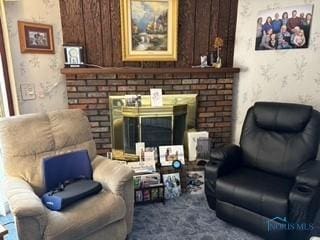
[{"left": 0, "top": 109, "right": 134, "bottom": 240}]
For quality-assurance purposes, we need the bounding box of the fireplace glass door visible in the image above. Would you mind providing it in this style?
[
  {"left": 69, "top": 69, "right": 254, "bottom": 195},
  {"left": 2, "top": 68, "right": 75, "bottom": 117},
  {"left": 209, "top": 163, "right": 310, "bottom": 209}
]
[
  {"left": 109, "top": 94, "right": 197, "bottom": 160},
  {"left": 123, "top": 117, "right": 139, "bottom": 154},
  {"left": 141, "top": 116, "right": 172, "bottom": 148},
  {"left": 123, "top": 113, "right": 187, "bottom": 154}
]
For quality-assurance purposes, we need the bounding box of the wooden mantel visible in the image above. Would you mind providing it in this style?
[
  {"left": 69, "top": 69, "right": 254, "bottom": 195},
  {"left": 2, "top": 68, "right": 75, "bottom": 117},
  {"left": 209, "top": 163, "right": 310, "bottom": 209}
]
[{"left": 60, "top": 67, "right": 240, "bottom": 75}]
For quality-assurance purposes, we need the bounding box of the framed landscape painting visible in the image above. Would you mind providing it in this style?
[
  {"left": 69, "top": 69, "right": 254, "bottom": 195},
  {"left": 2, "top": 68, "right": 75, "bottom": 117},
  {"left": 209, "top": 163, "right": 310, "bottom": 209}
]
[{"left": 120, "top": 0, "right": 179, "bottom": 61}]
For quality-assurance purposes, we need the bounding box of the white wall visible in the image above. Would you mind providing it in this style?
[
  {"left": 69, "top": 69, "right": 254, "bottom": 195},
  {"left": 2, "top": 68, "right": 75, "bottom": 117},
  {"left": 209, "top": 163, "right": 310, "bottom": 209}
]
[
  {"left": 0, "top": 1, "right": 67, "bottom": 213},
  {"left": 233, "top": 0, "right": 320, "bottom": 143},
  {"left": 4, "top": 0, "right": 67, "bottom": 114}
]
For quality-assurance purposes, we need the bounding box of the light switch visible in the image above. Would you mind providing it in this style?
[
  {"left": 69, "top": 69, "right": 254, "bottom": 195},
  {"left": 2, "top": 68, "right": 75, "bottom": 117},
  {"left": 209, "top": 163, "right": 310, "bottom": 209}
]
[{"left": 20, "top": 83, "right": 36, "bottom": 100}]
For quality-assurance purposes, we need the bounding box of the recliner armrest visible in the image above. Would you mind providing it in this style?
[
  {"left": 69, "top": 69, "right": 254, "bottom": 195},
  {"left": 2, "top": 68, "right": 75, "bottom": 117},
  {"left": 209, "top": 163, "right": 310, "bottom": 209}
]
[
  {"left": 211, "top": 144, "right": 242, "bottom": 161},
  {"left": 204, "top": 144, "right": 242, "bottom": 210},
  {"left": 210, "top": 144, "right": 242, "bottom": 175},
  {"left": 3, "top": 177, "right": 47, "bottom": 218},
  {"left": 295, "top": 160, "right": 320, "bottom": 188},
  {"left": 92, "top": 155, "right": 135, "bottom": 233},
  {"left": 3, "top": 177, "right": 48, "bottom": 239},
  {"left": 92, "top": 155, "right": 134, "bottom": 195},
  {"left": 288, "top": 161, "right": 320, "bottom": 239},
  {"left": 288, "top": 183, "right": 320, "bottom": 240}
]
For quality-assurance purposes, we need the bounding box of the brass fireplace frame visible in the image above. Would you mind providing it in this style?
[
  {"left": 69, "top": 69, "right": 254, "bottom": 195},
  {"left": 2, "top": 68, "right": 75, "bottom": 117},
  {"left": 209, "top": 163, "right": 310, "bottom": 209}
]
[{"left": 109, "top": 94, "right": 197, "bottom": 160}]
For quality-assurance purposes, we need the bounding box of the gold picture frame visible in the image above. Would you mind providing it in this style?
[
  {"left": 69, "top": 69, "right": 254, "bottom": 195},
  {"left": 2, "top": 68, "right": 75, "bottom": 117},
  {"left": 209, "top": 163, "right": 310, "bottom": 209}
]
[
  {"left": 18, "top": 21, "right": 55, "bottom": 54},
  {"left": 120, "top": 0, "right": 179, "bottom": 61}
]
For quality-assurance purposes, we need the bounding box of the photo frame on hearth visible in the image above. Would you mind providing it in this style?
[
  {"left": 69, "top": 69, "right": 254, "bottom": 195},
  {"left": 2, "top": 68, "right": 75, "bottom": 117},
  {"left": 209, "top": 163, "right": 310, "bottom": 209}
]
[
  {"left": 159, "top": 145, "right": 185, "bottom": 167},
  {"left": 186, "top": 171, "right": 205, "bottom": 195},
  {"left": 163, "top": 173, "right": 181, "bottom": 199},
  {"left": 18, "top": 21, "right": 55, "bottom": 54},
  {"left": 187, "top": 131, "right": 209, "bottom": 161},
  {"left": 120, "top": 0, "right": 179, "bottom": 61}
]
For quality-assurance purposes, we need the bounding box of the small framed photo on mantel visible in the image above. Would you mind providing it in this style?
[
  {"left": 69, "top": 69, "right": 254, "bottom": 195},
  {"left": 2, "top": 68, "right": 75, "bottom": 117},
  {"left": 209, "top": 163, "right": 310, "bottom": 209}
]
[
  {"left": 150, "top": 88, "right": 163, "bottom": 107},
  {"left": 18, "top": 21, "right": 55, "bottom": 54},
  {"left": 63, "top": 45, "right": 85, "bottom": 68}
]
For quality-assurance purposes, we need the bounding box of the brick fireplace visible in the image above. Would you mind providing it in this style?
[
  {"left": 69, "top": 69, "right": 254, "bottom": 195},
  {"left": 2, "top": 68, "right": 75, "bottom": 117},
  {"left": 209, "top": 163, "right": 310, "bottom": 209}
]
[
  {"left": 63, "top": 69, "right": 238, "bottom": 156},
  {"left": 60, "top": 0, "right": 240, "bottom": 189},
  {"left": 60, "top": 0, "right": 240, "bottom": 159}
]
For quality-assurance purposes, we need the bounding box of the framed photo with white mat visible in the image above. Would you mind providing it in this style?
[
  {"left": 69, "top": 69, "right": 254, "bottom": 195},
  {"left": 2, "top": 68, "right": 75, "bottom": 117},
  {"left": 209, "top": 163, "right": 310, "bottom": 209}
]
[
  {"left": 159, "top": 145, "right": 185, "bottom": 166},
  {"left": 187, "top": 131, "right": 209, "bottom": 161}
]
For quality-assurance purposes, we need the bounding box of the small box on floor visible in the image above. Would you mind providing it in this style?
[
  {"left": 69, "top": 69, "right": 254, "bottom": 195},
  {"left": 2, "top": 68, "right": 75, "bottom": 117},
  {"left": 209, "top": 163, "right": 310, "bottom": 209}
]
[
  {"left": 186, "top": 171, "right": 205, "bottom": 194},
  {"left": 133, "top": 173, "right": 161, "bottom": 189}
]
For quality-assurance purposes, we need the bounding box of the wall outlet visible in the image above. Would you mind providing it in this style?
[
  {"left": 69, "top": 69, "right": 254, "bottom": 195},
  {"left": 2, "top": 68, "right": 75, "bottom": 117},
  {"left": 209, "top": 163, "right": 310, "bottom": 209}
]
[{"left": 20, "top": 83, "right": 36, "bottom": 100}]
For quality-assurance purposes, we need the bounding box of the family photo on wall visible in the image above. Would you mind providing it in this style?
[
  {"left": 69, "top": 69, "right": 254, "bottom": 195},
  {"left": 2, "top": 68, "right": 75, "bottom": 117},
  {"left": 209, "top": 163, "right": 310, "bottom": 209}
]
[{"left": 255, "top": 4, "right": 313, "bottom": 51}]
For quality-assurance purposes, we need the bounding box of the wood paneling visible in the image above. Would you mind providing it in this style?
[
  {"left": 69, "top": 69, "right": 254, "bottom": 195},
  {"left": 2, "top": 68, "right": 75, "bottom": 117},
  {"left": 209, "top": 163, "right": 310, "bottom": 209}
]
[
  {"left": 109, "top": 0, "right": 123, "bottom": 67},
  {"left": 100, "top": 0, "right": 113, "bottom": 66},
  {"left": 176, "top": 0, "right": 196, "bottom": 67},
  {"left": 209, "top": 0, "right": 220, "bottom": 53},
  {"left": 83, "top": 0, "right": 103, "bottom": 66},
  {"left": 59, "top": 0, "right": 238, "bottom": 67},
  {"left": 218, "top": 0, "right": 231, "bottom": 67},
  {"left": 59, "top": 0, "right": 85, "bottom": 45},
  {"left": 226, "top": 0, "right": 239, "bottom": 66},
  {"left": 193, "top": 0, "right": 212, "bottom": 65}
]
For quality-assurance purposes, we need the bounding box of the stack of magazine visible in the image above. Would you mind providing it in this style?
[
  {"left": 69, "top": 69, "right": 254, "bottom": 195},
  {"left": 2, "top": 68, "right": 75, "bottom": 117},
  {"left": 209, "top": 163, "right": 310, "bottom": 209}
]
[
  {"left": 127, "top": 147, "right": 157, "bottom": 174},
  {"left": 133, "top": 173, "right": 163, "bottom": 189}
]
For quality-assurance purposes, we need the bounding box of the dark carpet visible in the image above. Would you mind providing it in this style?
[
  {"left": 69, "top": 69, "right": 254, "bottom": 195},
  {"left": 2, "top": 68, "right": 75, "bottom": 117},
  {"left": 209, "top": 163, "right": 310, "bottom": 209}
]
[
  {"left": 128, "top": 194, "right": 260, "bottom": 240},
  {"left": 0, "top": 194, "right": 260, "bottom": 240}
]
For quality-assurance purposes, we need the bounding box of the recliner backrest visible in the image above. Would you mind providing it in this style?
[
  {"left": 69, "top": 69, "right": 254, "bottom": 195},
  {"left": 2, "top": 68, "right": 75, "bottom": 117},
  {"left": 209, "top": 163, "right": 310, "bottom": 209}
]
[
  {"left": 0, "top": 109, "right": 96, "bottom": 196},
  {"left": 240, "top": 102, "right": 320, "bottom": 178}
]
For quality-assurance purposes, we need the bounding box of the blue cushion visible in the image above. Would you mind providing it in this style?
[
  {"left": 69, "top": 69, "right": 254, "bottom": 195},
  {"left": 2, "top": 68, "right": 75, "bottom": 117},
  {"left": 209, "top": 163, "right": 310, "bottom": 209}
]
[
  {"left": 43, "top": 150, "right": 92, "bottom": 192},
  {"left": 42, "top": 179, "right": 102, "bottom": 211}
]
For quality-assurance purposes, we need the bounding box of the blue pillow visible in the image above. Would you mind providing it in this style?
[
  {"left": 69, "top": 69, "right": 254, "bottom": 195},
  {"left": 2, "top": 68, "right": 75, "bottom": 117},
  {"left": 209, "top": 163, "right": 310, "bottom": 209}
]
[{"left": 43, "top": 150, "right": 92, "bottom": 192}]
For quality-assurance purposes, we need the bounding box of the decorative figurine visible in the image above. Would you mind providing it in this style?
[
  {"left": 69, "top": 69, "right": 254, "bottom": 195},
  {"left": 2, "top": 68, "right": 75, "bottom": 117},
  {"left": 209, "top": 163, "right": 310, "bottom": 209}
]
[{"left": 213, "top": 37, "right": 224, "bottom": 68}]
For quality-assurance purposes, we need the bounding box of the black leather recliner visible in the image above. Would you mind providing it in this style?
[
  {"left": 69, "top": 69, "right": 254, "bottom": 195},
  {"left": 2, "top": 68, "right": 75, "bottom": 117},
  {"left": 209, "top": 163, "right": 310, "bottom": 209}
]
[{"left": 205, "top": 102, "right": 320, "bottom": 240}]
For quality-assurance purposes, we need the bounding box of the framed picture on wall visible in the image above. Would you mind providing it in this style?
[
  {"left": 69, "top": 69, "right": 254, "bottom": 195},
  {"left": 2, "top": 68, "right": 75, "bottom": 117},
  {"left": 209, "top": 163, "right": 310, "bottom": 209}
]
[
  {"left": 18, "top": 21, "right": 55, "bottom": 54},
  {"left": 120, "top": 0, "right": 179, "bottom": 61},
  {"left": 255, "top": 4, "right": 313, "bottom": 51}
]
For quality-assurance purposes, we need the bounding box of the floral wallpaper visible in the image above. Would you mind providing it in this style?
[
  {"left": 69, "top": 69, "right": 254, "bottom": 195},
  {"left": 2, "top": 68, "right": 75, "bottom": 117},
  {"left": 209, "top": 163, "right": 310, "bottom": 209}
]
[
  {"left": 233, "top": 0, "right": 320, "bottom": 143},
  {"left": 3, "top": 0, "right": 320, "bottom": 141},
  {"left": 4, "top": 0, "right": 67, "bottom": 114}
]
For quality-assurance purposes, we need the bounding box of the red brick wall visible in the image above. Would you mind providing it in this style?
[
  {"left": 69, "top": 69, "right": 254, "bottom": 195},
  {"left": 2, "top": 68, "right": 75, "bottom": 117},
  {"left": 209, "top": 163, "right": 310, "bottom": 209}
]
[{"left": 65, "top": 72, "right": 234, "bottom": 155}]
